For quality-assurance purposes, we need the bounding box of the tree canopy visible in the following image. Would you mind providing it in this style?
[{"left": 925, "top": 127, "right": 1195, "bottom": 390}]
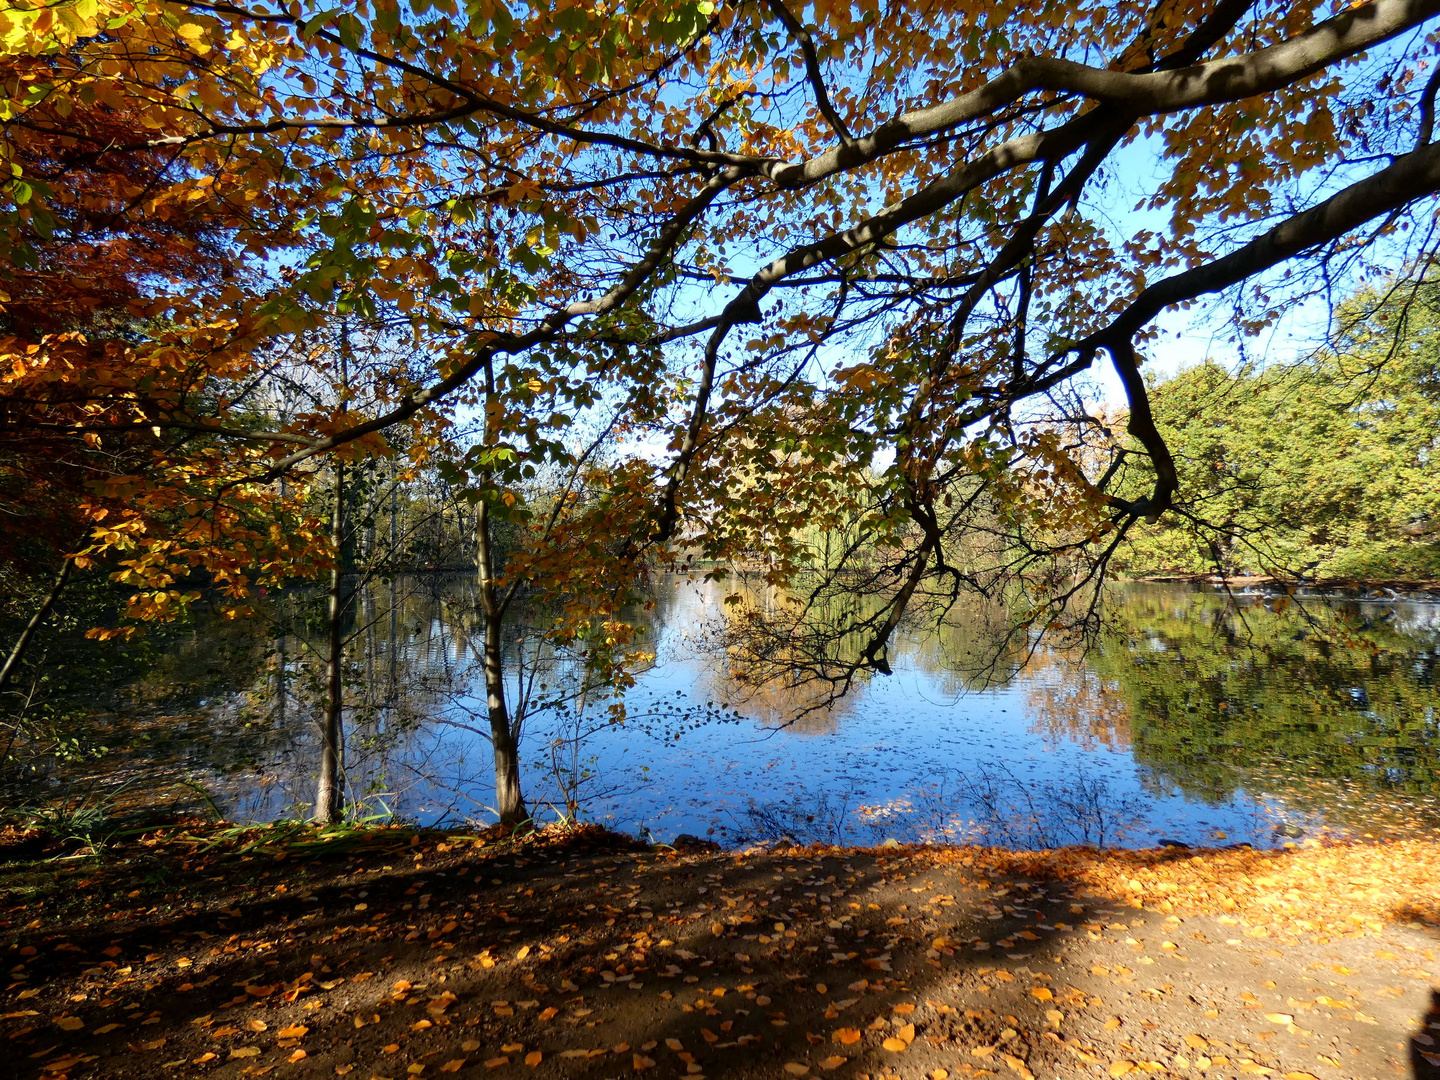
[{"left": 4, "top": 0, "right": 1440, "bottom": 672}]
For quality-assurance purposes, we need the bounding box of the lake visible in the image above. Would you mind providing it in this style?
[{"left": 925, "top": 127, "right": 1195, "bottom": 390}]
[{"left": 105, "top": 575, "right": 1440, "bottom": 850}]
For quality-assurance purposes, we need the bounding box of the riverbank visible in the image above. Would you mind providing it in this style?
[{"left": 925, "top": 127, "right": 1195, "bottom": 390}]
[
  {"left": 1129, "top": 573, "right": 1440, "bottom": 599},
  {"left": 2, "top": 824, "right": 1437, "bottom": 1080}
]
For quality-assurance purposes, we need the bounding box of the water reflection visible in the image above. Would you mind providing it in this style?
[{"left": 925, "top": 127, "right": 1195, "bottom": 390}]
[{"left": 106, "top": 577, "right": 1440, "bottom": 848}]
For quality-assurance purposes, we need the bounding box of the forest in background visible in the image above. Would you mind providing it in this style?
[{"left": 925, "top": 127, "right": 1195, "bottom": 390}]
[{"left": 1117, "top": 282, "right": 1440, "bottom": 582}]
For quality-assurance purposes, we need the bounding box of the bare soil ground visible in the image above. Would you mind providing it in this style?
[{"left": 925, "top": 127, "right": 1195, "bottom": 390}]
[{"left": 2, "top": 826, "right": 1437, "bottom": 1080}]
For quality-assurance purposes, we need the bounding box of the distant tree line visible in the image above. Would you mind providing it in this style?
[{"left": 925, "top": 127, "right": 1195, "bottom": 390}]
[{"left": 1117, "top": 281, "right": 1440, "bottom": 583}]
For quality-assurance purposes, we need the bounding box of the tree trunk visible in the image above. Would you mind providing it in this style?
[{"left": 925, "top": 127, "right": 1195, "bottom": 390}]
[
  {"left": 315, "top": 461, "right": 348, "bottom": 824},
  {"left": 0, "top": 554, "right": 74, "bottom": 697},
  {"left": 477, "top": 498, "right": 528, "bottom": 827}
]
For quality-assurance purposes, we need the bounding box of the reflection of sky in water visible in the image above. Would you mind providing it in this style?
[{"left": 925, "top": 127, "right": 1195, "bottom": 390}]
[{"left": 215, "top": 578, "right": 1440, "bottom": 849}]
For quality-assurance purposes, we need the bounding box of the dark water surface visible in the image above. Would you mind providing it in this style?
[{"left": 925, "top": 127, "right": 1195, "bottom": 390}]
[{"left": 99, "top": 577, "right": 1440, "bottom": 849}]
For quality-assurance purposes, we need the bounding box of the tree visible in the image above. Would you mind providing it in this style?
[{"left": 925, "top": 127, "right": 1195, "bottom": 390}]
[
  {"left": 1118, "top": 278, "right": 1440, "bottom": 581},
  {"left": 6, "top": 0, "right": 1440, "bottom": 807}
]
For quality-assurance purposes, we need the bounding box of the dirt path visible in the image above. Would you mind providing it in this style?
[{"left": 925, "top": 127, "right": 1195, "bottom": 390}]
[{"left": 2, "top": 828, "right": 1437, "bottom": 1080}]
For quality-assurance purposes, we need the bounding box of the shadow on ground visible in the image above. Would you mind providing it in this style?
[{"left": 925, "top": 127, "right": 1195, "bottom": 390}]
[{"left": 3, "top": 827, "right": 1437, "bottom": 1080}]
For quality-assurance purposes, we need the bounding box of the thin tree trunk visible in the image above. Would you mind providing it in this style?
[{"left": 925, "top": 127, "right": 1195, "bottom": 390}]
[
  {"left": 315, "top": 461, "right": 348, "bottom": 824},
  {"left": 477, "top": 498, "right": 527, "bottom": 827},
  {"left": 0, "top": 555, "right": 73, "bottom": 696}
]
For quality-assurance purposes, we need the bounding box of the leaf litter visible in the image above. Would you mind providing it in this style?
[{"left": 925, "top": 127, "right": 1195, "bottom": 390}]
[{"left": 1, "top": 822, "right": 1436, "bottom": 1080}]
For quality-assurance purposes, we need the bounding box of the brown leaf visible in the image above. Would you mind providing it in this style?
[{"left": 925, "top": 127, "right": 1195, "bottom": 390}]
[
  {"left": 784, "top": 1065, "right": 809, "bottom": 1076},
  {"left": 484, "top": 1057, "right": 509, "bottom": 1069},
  {"left": 819, "top": 1056, "right": 847, "bottom": 1070},
  {"left": 633, "top": 1054, "right": 656, "bottom": 1071},
  {"left": 525, "top": 1051, "right": 542, "bottom": 1067},
  {"left": 439, "top": 1061, "right": 466, "bottom": 1074}
]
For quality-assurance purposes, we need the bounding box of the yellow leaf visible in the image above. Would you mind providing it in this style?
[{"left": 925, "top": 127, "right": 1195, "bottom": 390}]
[
  {"left": 525, "top": 1051, "right": 542, "bottom": 1067},
  {"left": 1108, "top": 1063, "right": 1135, "bottom": 1078},
  {"left": 633, "top": 1054, "right": 655, "bottom": 1070},
  {"left": 1264, "top": 1013, "right": 1293, "bottom": 1025},
  {"left": 820, "top": 1057, "right": 847, "bottom": 1070},
  {"left": 278, "top": 1024, "right": 309, "bottom": 1038},
  {"left": 784, "top": 1065, "right": 809, "bottom": 1076},
  {"left": 484, "top": 1057, "right": 509, "bottom": 1068},
  {"left": 1030, "top": 987, "right": 1053, "bottom": 1002},
  {"left": 55, "top": 1017, "right": 84, "bottom": 1031},
  {"left": 440, "top": 1062, "right": 466, "bottom": 1074},
  {"left": 882, "top": 1037, "right": 909, "bottom": 1052},
  {"left": 833, "top": 1028, "right": 861, "bottom": 1045}
]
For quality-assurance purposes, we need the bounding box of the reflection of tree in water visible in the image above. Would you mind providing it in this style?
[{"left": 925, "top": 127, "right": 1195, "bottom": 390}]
[
  {"left": 894, "top": 596, "right": 1031, "bottom": 697},
  {"left": 688, "top": 576, "right": 860, "bottom": 733},
  {"left": 213, "top": 576, "right": 473, "bottom": 820},
  {"left": 1076, "top": 587, "right": 1440, "bottom": 830},
  {"left": 695, "top": 575, "right": 1027, "bottom": 729},
  {"left": 1024, "top": 651, "right": 1133, "bottom": 752}
]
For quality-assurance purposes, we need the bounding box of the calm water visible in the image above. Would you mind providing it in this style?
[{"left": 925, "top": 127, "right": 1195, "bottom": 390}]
[{"left": 120, "top": 576, "right": 1440, "bottom": 849}]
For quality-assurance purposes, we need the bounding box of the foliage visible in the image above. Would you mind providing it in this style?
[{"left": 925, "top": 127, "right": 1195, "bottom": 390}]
[
  {"left": 1117, "top": 282, "right": 1440, "bottom": 581},
  {"left": 3, "top": 0, "right": 1440, "bottom": 820}
]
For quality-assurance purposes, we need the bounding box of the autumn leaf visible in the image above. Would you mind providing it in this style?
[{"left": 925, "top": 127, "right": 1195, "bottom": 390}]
[{"left": 833, "top": 1029, "right": 861, "bottom": 1045}]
